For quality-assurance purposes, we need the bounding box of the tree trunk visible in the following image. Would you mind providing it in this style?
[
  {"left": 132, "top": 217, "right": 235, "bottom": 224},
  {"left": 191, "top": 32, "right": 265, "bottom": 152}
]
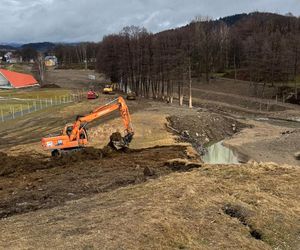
[
  {"left": 188, "top": 58, "right": 193, "bottom": 108},
  {"left": 233, "top": 52, "right": 237, "bottom": 83}
]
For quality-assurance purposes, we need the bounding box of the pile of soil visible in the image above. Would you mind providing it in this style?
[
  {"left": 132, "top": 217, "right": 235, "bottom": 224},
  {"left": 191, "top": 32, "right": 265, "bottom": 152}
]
[
  {"left": 167, "top": 111, "right": 248, "bottom": 150},
  {"left": 41, "top": 83, "right": 61, "bottom": 88},
  {"left": 0, "top": 145, "right": 189, "bottom": 218}
]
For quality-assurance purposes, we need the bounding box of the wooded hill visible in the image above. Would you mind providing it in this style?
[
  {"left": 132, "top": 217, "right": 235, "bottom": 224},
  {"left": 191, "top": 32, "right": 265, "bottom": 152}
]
[{"left": 95, "top": 12, "right": 300, "bottom": 100}]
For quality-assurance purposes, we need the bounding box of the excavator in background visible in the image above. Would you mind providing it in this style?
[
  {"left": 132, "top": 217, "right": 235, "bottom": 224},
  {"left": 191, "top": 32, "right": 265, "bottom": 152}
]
[
  {"left": 41, "top": 96, "right": 134, "bottom": 157},
  {"left": 103, "top": 83, "right": 119, "bottom": 95}
]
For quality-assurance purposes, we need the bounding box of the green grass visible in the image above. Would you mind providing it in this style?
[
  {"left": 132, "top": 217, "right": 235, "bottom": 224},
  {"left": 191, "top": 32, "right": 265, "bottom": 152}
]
[
  {"left": 286, "top": 75, "right": 300, "bottom": 87},
  {"left": 0, "top": 102, "right": 34, "bottom": 117},
  {"left": 212, "top": 72, "right": 227, "bottom": 78},
  {"left": 0, "top": 89, "right": 70, "bottom": 99},
  {"left": 0, "top": 89, "right": 73, "bottom": 117},
  {"left": 0, "top": 63, "right": 31, "bottom": 73}
]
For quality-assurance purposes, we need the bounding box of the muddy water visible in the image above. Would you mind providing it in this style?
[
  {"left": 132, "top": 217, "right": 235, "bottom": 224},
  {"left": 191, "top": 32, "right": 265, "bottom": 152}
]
[{"left": 202, "top": 141, "right": 239, "bottom": 164}]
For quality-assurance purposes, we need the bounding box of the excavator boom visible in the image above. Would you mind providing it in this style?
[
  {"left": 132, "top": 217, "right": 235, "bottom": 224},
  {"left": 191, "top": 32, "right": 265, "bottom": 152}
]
[{"left": 41, "top": 96, "right": 134, "bottom": 156}]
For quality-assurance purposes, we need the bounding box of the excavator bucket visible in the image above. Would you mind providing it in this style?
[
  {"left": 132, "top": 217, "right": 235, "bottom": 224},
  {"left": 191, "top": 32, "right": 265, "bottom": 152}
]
[{"left": 108, "top": 132, "right": 134, "bottom": 150}]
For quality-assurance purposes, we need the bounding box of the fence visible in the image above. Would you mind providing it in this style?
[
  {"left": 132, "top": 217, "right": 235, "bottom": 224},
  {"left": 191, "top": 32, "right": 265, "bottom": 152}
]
[{"left": 0, "top": 93, "right": 84, "bottom": 122}]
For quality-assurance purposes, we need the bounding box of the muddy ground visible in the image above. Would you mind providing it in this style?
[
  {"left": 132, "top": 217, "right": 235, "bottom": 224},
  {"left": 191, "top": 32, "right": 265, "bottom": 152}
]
[
  {"left": 1, "top": 70, "right": 300, "bottom": 249},
  {"left": 0, "top": 145, "right": 196, "bottom": 219}
]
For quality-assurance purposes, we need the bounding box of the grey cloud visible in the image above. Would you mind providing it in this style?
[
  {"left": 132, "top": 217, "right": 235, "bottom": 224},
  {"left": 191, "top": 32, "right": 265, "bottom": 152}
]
[{"left": 0, "top": 0, "right": 300, "bottom": 43}]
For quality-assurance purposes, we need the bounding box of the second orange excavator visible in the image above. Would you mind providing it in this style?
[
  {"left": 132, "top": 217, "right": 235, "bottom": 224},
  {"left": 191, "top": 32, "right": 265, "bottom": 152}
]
[{"left": 41, "top": 96, "right": 134, "bottom": 157}]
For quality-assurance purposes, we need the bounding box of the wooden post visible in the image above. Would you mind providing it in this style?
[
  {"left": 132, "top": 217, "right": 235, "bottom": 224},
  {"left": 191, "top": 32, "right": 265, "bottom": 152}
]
[
  {"left": 12, "top": 106, "right": 15, "bottom": 119},
  {"left": 27, "top": 102, "right": 30, "bottom": 113},
  {"left": 20, "top": 105, "right": 23, "bottom": 116},
  {"left": 45, "top": 99, "right": 48, "bottom": 107},
  {"left": 35, "top": 101, "right": 37, "bottom": 111},
  {"left": 40, "top": 99, "right": 43, "bottom": 109}
]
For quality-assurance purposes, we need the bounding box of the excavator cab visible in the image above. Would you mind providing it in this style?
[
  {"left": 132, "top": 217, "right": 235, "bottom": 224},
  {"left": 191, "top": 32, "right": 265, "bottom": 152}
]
[
  {"left": 62, "top": 124, "right": 88, "bottom": 141},
  {"left": 66, "top": 125, "right": 73, "bottom": 136}
]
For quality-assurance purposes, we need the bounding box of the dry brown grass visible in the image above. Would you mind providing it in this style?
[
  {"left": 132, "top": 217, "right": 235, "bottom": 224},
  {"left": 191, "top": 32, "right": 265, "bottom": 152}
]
[{"left": 1, "top": 162, "right": 299, "bottom": 250}]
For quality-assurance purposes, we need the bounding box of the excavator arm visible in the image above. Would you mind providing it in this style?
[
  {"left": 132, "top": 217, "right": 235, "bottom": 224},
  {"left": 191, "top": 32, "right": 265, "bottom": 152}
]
[{"left": 69, "top": 96, "right": 134, "bottom": 144}]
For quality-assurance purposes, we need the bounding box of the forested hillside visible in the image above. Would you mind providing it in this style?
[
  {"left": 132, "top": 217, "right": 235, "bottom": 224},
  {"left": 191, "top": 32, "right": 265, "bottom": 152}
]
[{"left": 95, "top": 12, "right": 300, "bottom": 99}]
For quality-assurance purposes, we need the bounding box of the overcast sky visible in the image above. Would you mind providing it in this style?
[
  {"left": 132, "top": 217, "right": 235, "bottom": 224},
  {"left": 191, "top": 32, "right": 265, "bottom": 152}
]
[{"left": 1, "top": 0, "right": 300, "bottom": 43}]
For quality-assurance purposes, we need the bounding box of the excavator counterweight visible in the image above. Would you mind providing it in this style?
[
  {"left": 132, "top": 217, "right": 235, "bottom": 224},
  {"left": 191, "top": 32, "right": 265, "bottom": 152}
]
[{"left": 41, "top": 96, "right": 134, "bottom": 156}]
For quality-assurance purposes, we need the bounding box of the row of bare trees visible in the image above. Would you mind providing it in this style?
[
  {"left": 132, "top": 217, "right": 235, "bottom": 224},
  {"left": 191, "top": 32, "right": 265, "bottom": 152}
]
[
  {"left": 96, "top": 12, "right": 300, "bottom": 102},
  {"left": 52, "top": 43, "right": 98, "bottom": 69}
]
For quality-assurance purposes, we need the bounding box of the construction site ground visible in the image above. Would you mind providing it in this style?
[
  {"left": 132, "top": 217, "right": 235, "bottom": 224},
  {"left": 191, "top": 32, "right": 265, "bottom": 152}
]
[{"left": 0, "top": 70, "right": 299, "bottom": 249}]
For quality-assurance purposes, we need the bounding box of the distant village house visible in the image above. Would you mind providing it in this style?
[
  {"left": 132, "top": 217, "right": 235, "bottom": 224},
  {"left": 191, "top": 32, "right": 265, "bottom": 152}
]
[
  {"left": 2, "top": 52, "right": 22, "bottom": 64},
  {"left": 45, "top": 56, "right": 58, "bottom": 67}
]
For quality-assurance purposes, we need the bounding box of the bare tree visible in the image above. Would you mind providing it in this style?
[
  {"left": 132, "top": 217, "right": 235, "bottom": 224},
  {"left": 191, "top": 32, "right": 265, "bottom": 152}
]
[{"left": 36, "top": 55, "right": 46, "bottom": 85}]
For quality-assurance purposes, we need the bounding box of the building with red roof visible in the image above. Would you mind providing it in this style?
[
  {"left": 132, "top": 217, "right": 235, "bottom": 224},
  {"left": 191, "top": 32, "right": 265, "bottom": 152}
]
[{"left": 0, "top": 69, "right": 39, "bottom": 89}]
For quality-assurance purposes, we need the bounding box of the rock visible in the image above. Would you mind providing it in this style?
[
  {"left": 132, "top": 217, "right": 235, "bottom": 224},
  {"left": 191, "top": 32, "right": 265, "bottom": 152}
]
[
  {"left": 165, "top": 158, "right": 202, "bottom": 171},
  {"left": 294, "top": 152, "right": 300, "bottom": 160},
  {"left": 232, "top": 124, "right": 236, "bottom": 132},
  {"left": 181, "top": 130, "right": 190, "bottom": 137}
]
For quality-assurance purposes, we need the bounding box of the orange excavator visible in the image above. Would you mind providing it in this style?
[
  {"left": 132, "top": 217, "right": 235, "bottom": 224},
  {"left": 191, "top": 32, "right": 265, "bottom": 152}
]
[{"left": 41, "top": 96, "right": 134, "bottom": 157}]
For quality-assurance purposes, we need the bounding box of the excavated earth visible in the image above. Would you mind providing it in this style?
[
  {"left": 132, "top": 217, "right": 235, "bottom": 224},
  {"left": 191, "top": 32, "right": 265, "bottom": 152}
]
[
  {"left": 167, "top": 111, "right": 248, "bottom": 145},
  {"left": 0, "top": 145, "right": 198, "bottom": 219}
]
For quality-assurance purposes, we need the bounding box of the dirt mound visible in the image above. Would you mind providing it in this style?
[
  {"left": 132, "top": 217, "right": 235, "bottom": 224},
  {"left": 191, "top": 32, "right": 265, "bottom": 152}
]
[
  {"left": 41, "top": 83, "right": 61, "bottom": 88},
  {"left": 0, "top": 152, "right": 47, "bottom": 177},
  {"left": 0, "top": 147, "right": 107, "bottom": 177},
  {"left": 167, "top": 111, "right": 248, "bottom": 152},
  {"left": 54, "top": 147, "right": 105, "bottom": 164},
  {"left": 0, "top": 145, "right": 189, "bottom": 218}
]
